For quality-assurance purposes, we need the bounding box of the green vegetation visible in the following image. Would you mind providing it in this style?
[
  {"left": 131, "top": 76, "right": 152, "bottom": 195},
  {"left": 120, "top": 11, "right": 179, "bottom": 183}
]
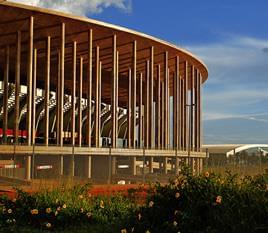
[{"left": 0, "top": 169, "right": 268, "bottom": 233}]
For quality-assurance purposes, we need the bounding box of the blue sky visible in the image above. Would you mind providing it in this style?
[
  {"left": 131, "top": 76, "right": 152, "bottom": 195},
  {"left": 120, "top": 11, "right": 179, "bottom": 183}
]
[{"left": 13, "top": 0, "right": 268, "bottom": 143}]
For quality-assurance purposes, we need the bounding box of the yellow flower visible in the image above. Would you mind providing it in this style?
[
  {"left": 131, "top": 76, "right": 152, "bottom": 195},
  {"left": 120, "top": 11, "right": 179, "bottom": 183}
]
[
  {"left": 216, "top": 195, "right": 222, "bottom": 204},
  {"left": 121, "top": 229, "right": 127, "bottom": 233},
  {"left": 31, "top": 209, "right": 38, "bottom": 215},
  {"left": 7, "top": 209, "right": 12, "bottom": 214},
  {"left": 204, "top": 171, "right": 210, "bottom": 178},
  {"left": 175, "top": 192, "right": 180, "bottom": 199},
  {"left": 62, "top": 204, "right": 67, "bottom": 209},
  {"left": 78, "top": 195, "right": 84, "bottom": 199},
  {"left": 46, "top": 208, "right": 52, "bottom": 214},
  {"left": 86, "top": 212, "right": 92, "bottom": 218},
  {"left": 46, "top": 222, "right": 52, "bottom": 228},
  {"left": 148, "top": 201, "right": 154, "bottom": 208},
  {"left": 100, "top": 200, "right": 104, "bottom": 209}
]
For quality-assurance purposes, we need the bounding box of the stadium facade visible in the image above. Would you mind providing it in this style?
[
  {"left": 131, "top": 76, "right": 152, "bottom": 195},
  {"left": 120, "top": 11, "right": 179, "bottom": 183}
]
[{"left": 0, "top": 1, "right": 208, "bottom": 182}]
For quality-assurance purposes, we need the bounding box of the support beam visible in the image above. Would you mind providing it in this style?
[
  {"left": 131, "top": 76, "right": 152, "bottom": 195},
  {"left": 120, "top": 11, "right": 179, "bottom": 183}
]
[
  {"left": 174, "top": 56, "right": 180, "bottom": 149},
  {"left": 144, "top": 60, "right": 150, "bottom": 148},
  {"left": 25, "top": 155, "right": 31, "bottom": 180},
  {"left": 131, "top": 41, "right": 137, "bottom": 148},
  {"left": 194, "top": 69, "right": 198, "bottom": 151},
  {"left": 190, "top": 66, "right": 194, "bottom": 151},
  {"left": 71, "top": 41, "right": 77, "bottom": 146},
  {"left": 161, "top": 81, "right": 165, "bottom": 148},
  {"left": 27, "top": 16, "right": 34, "bottom": 146},
  {"left": 198, "top": 72, "right": 202, "bottom": 151},
  {"left": 164, "top": 52, "right": 169, "bottom": 148},
  {"left": 173, "top": 72, "right": 177, "bottom": 149},
  {"left": 181, "top": 77, "right": 184, "bottom": 150},
  {"left": 14, "top": 31, "right": 21, "bottom": 144},
  {"left": 127, "top": 68, "right": 131, "bottom": 147},
  {"left": 163, "top": 157, "right": 168, "bottom": 174},
  {"left": 94, "top": 46, "right": 100, "bottom": 147},
  {"left": 156, "top": 64, "right": 161, "bottom": 149},
  {"left": 111, "top": 35, "right": 117, "bottom": 148},
  {"left": 138, "top": 73, "right": 143, "bottom": 148},
  {"left": 78, "top": 57, "right": 83, "bottom": 146},
  {"left": 87, "top": 29, "right": 93, "bottom": 147},
  {"left": 32, "top": 48, "right": 37, "bottom": 145},
  {"left": 59, "top": 23, "right": 65, "bottom": 146},
  {"left": 149, "top": 46, "right": 154, "bottom": 148},
  {"left": 130, "top": 157, "right": 137, "bottom": 176},
  {"left": 183, "top": 61, "right": 188, "bottom": 151},
  {"left": 3, "top": 46, "right": 9, "bottom": 143},
  {"left": 56, "top": 51, "right": 60, "bottom": 145},
  {"left": 149, "top": 157, "right": 153, "bottom": 173},
  {"left": 44, "top": 36, "right": 50, "bottom": 145},
  {"left": 59, "top": 155, "right": 64, "bottom": 176}
]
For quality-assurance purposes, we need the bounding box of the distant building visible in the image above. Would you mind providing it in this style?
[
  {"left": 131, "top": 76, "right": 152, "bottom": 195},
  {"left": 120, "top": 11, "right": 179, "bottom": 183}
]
[{"left": 0, "top": 1, "right": 208, "bottom": 182}]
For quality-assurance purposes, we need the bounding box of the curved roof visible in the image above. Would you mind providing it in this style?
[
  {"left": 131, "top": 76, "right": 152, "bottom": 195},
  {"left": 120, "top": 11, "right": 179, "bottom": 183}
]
[
  {"left": 0, "top": 1, "right": 208, "bottom": 105},
  {"left": 226, "top": 144, "right": 268, "bottom": 157}
]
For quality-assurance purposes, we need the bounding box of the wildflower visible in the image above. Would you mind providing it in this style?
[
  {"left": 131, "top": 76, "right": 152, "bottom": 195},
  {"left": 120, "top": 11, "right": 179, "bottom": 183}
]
[
  {"left": 145, "top": 230, "right": 150, "bottom": 233},
  {"left": 174, "top": 210, "right": 179, "bottom": 215},
  {"left": 216, "top": 196, "right": 222, "bottom": 204},
  {"left": 173, "top": 221, "right": 178, "bottom": 226},
  {"left": 173, "top": 178, "right": 179, "bottom": 186},
  {"left": 46, "top": 222, "right": 52, "bottom": 228},
  {"left": 100, "top": 200, "right": 104, "bottom": 209},
  {"left": 148, "top": 201, "right": 154, "bottom": 208},
  {"left": 88, "top": 193, "right": 92, "bottom": 198},
  {"left": 80, "top": 208, "right": 84, "bottom": 213},
  {"left": 7, "top": 209, "right": 12, "bottom": 214},
  {"left": 55, "top": 211, "right": 58, "bottom": 216},
  {"left": 46, "top": 208, "right": 52, "bottom": 214},
  {"left": 138, "top": 213, "right": 142, "bottom": 220},
  {"left": 175, "top": 192, "right": 180, "bottom": 199},
  {"left": 86, "top": 212, "right": 92, "bottom": 218},
  {"left": 78, "top": 194, "right": 84, "bottom": 199},
  {"left": 2, "top": 206, "right": 6, "bottom": 213},
  {"left": 57, "top": 206, "right": 61, "bottom": 211},
  {"left": 12, "top": 198, "right": 16, "bottom": 203},
  {"left": 12, "top": 219, "right": 16, "bottom": 223},
  {"left": 62, "top": 204, "right": 67, "bottom": 209},
  {"left": 204, "top": 171, "right": 210, "bottom": 178},
  {"left": 31, "top": 209, "right": 38, "bottom": 215},
  {"left": 6, "top": 219, "right": 12, "bottom": 224},
  {"left": 55, "top": 199, "right": 59, "bottom": 204},
  {"left": 121, "top": 229, "right": 127, "bottom": 233}
]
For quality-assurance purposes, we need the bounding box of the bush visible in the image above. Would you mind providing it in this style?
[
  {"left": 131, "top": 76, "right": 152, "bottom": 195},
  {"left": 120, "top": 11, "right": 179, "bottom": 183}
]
[
  {"left": 0, "top": 183, "right": 136, "bottom": 232},
  {"left": 0, "top": 170, "right": 267, "bottom": 233},
  {"left": 129, "top": 169, "right": 268, "bottom": 233}
]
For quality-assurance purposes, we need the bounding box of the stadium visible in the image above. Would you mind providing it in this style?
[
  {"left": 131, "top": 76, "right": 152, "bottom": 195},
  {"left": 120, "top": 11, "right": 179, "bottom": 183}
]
[{"left": 0, "top": 1, "right": 208, "bottom": 183}]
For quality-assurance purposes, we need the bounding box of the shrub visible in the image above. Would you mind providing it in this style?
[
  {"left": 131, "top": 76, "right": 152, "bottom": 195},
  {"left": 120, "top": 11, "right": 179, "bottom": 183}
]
[{"left": 128, "top": 169, "right": 268, "bottom": 233}]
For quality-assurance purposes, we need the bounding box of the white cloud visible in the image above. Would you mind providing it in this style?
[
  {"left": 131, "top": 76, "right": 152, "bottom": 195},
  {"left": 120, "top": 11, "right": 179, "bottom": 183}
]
[
  {"left": 10, "top": 0, "right": 132, "bottom": 15},
  {"left": 184, "top": 35, "right": 268, "bottom": 122}
]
